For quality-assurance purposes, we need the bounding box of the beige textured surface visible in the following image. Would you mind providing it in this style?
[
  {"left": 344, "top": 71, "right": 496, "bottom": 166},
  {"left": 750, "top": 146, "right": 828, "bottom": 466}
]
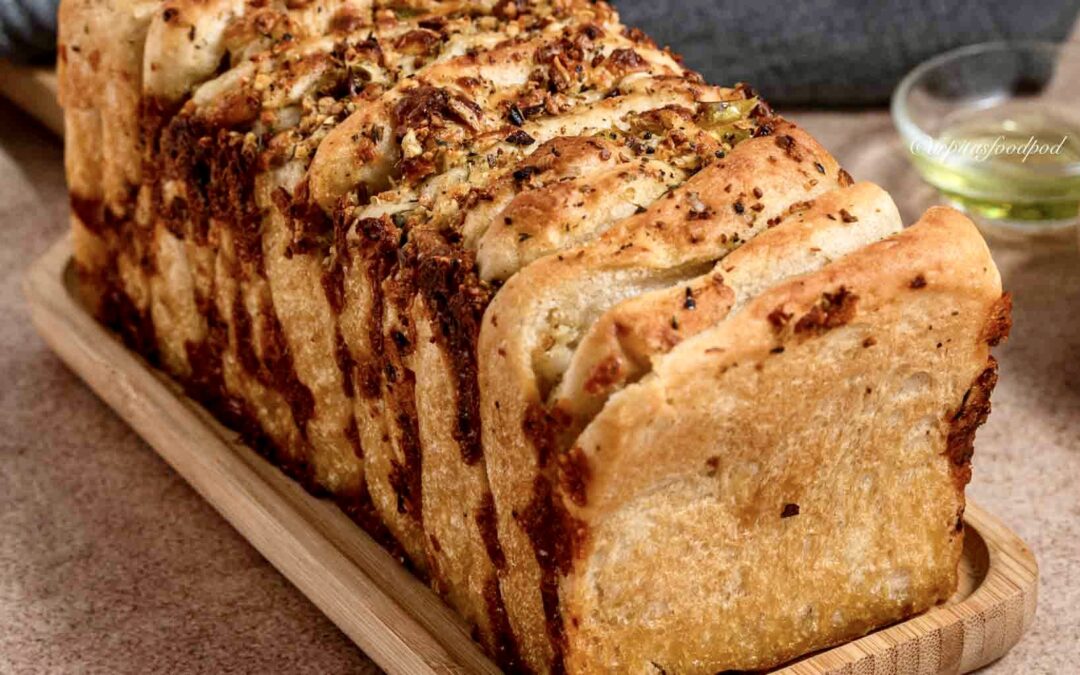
[{"left": 2, "top": 93, "right": 1077, "bottom": 673}]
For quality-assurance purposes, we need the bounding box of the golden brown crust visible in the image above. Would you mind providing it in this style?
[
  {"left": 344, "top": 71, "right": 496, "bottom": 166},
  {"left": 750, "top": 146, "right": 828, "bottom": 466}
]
[
  {"left": 142, "top": 0, "right": 374, "bottom": 101},
  {"left": 308, "top": 8, "right": 687, "bottom": 211}
]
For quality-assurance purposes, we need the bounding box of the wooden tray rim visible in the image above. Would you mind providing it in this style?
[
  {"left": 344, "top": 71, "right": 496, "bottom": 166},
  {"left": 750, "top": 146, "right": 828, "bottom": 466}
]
[{"left": 24, "top": 236, "right": 1039, "bottom": 675}]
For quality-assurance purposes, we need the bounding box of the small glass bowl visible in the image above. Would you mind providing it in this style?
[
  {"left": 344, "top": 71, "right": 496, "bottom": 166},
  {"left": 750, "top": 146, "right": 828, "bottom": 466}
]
[{"left": 892, "top": 41, "right": 1080, "bottom": 241}]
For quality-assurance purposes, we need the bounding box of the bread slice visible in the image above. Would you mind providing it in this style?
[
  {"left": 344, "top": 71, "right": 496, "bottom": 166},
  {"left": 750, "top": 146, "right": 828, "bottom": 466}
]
[
  {"left": 59, "top": 0, "right": 156, "bottom": 348},
  {"left": 556, "top": 207, "right": 1008, "bottom": 672}
]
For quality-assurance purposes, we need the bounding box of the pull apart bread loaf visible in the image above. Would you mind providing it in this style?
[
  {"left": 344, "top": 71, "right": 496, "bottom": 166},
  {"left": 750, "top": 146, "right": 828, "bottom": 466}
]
[{"left": 59, "top": 0, "right": 1012, "bottom": 672}]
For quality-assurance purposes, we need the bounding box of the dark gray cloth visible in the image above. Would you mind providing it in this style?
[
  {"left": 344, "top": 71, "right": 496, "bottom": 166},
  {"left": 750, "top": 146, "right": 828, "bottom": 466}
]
[
  {"left": 615, "top": 0, "right": 1080, "bottom": 106},
  {"left": 0, "top": 0, "right": 57, "bottom": 63}
]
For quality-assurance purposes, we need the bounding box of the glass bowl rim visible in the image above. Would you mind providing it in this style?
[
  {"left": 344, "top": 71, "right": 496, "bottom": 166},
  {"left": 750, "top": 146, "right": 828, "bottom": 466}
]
[{"left": 891, "top": 40, "right": 1080, "bottom": 177}]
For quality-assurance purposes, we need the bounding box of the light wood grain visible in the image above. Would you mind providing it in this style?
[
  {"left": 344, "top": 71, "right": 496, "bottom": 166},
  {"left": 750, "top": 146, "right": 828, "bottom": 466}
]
[
  {"left": 0, "top": 62, "right": 62, "bottom": 136},
  {"left": 24, "top": 236, "right": 1038, "bottom": 675}
]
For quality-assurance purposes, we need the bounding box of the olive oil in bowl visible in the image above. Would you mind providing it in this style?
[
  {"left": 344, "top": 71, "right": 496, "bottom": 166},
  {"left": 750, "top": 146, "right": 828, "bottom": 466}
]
[
  {"left": 893, "top": 41, "right": 1080, "bottom": 239},
  {"left": 910, "top": 113, "right": 1080, "bottom": 228}
]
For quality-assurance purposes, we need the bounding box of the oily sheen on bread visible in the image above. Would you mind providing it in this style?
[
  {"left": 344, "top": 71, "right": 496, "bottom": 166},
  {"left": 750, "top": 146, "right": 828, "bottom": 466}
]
[{"left": 58, "top": 1, "right": 1011, "bottom": 672}]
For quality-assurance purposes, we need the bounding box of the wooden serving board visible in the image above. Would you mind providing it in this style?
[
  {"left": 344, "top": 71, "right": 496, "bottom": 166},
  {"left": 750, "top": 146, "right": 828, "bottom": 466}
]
[{"left": 25, "top": 236, "right": 1038, "bottom": 675}]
